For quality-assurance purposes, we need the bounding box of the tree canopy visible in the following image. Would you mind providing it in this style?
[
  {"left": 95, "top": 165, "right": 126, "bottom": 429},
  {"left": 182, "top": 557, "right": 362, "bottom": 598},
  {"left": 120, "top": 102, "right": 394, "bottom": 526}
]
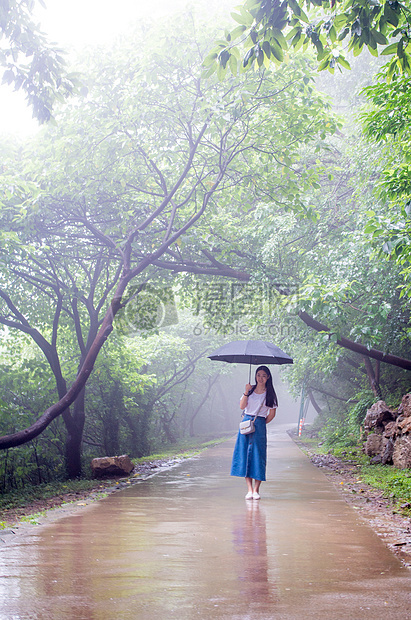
[
  {"left": 0, "top": 14, "right": 336, "bottom": 474},
  {"left": 361, "top": 72, "right": 411, "bottom": 301},
  {"left": 206, "top": 0, "right": 411, "bottom": 78}
]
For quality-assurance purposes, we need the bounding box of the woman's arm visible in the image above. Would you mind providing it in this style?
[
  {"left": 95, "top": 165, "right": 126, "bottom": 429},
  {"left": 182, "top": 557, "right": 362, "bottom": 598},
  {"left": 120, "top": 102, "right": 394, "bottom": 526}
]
[
  {"left": 240, "top": 383, "right": 252, "bottom": 410},
  {"left": 266, "top": 408, "right": 276, "bottom": 424},
  {"left": 239, "top": 394, "right": 248, "bottom": 410}
]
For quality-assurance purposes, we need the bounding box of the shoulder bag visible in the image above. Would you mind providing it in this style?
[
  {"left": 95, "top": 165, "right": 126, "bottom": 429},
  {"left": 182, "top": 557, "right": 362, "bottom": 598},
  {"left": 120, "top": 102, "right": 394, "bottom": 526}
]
[{"left": 239, "top": 402, "right": 265, "bottom": 435}]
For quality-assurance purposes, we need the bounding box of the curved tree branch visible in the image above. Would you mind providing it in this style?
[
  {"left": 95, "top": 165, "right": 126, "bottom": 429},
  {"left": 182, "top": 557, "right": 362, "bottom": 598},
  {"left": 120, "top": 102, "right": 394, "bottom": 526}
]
[{"left": 298, "top": 311, "right": 411, "bottom": 371}]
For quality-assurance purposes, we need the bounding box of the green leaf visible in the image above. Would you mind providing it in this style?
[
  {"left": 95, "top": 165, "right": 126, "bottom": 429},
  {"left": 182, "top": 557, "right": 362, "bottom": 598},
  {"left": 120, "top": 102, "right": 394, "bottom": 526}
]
[
  {"left": 318, "top": 57, "right": 330, "bottom": 71},
  {"left": 371, "top": 29, "right": 388, "bottom": 46},
  {"left": 231, "top": 8, "right": 254, "bottom": 28},
  {"left": 203, "top": 53, "right": 218, "bottom": 67},
  {"left": 338, "top": 27, "right": 350, "bottom": 42},
  {"left": 381, "top": 42, "right": 398, "bottom": 56},
  {"left": 216, "top": 62, "right": 228, "bottom": 80},
  {"left": 262, "top": 40, "right": 271, "bottom": 58},
  {"left": 296, "top": 6, "right": 309, "bottom": 24},
  {"left": 287, "top": 26, "right": 301, "bottom": 40},
  {"left": 229, "top": 53, "right": 238, "bottom": 75},
  {"left": 270, "top": 41, "right": 284, "bottom": 62},
  {"left": 288, "top": 0, "right": 301, "bottom": 17},
  {"left": 333, "top": 14, "right": 348, "bottom": 31},
  {"left": 243, "top": 47, "right": 255, "bottom": 66},
  {"left": 384, "top": 4, "right": 399, "bottom": 27},
  {"left": 292, "top": 33, "right": 305, "bottom": 52},
  {"left": 337, "top": 56, "right": 351, "bottom": 70},
  {"left": 230, "top": 25, "right": 247, "bottom": 40},
  {"left": 271, "top": 28, "right": 288, "bottom": 49}
]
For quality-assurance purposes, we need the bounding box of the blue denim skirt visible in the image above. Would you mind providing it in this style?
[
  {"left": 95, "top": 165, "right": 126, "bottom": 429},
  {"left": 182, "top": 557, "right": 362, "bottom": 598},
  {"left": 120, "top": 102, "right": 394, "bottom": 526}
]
[{"left": 230, "top": 415, "right": 267, "bottom": 481}]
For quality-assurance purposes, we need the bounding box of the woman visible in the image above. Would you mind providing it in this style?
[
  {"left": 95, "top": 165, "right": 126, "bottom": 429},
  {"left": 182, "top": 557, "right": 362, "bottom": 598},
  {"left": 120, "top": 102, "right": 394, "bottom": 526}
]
[{"left": 230, "top": 366, "right": 277, "bottom": 500}]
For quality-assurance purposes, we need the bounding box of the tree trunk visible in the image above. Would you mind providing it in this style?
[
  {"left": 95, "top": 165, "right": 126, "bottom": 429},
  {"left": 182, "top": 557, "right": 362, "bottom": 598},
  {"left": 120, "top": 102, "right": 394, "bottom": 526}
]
[
  {"left": 363, "top": 356, "right": 383, "bottom": 399},
  {"left": 307, "top": 389, "right": 322, "bottom": 414},
  {"left": 375, "top": 359, "right": 381, "bottom": 386},
  {"left": 161, "top": 413, "right": 176, "bottom": 444},
  {"left": 64, "top": 389, "right": 86, "bottom": 478}
]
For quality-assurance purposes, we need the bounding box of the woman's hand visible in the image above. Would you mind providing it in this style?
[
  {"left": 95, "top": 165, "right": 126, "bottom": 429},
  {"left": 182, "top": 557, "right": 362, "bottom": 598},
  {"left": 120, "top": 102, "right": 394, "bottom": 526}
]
[
  {"left": 266, "top": 408, "right": 276, "bottom": 424},
  {"left": 244, "top": 383, "right": 252, "bottom": 395}
]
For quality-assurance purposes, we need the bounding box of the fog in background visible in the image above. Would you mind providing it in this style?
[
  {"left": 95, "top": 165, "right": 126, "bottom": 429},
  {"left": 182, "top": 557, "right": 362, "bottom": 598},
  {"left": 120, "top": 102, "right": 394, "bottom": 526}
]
[
  {"left": 0, "top": 0, "right": 237, "bottom": 136},
  {"left": 202, "top": 364, "right": 316, "bottom": 435}
]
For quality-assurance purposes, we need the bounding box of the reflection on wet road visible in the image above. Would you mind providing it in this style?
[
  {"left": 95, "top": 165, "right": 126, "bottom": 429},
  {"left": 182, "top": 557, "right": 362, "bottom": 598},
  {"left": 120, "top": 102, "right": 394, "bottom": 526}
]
[{"left": 1, "top": 426, "right": 410, "bottom": 619}]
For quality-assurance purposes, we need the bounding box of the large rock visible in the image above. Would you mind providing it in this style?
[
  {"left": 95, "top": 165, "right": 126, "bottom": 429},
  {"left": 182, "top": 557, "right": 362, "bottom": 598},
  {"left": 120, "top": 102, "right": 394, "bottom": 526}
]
[
  {"left": 383, "top": 421, "right": 397, "bottom": 438},
  {"left": 397, "top": 416, "right": 411, "bottom": 435},
  {"left": 91, "top": 454, "right": 134, "bottom": 478},
  {"left": 381, "top": 437, "right": 395, "bottom": 465},
  {"left": 363, "top": 400, "right": 397, "bottom": 435},
  {"left": 392, "top": 436, "right": 411, "bottom": 469},
  {"left": 398, "top": 393, "right": 411, "bottom": 418},
  {"left": 364, "top": 433, "right": 384, "bottom": 457}
]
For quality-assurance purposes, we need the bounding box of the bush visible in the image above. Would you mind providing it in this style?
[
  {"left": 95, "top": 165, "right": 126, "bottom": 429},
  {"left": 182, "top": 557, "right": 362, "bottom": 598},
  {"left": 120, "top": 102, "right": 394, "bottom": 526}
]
[{"left": 318, "top": 395, "right": 376, "bottom": 451}]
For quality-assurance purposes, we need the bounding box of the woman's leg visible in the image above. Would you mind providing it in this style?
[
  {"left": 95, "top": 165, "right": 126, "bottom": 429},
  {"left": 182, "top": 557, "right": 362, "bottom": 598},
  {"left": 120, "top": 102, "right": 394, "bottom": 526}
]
[
  {"left": 252, "top": 479, "right": 262, "bottom": 499},
  {"left": 245, "top": 477, "right": 254, "bottom": 493}
]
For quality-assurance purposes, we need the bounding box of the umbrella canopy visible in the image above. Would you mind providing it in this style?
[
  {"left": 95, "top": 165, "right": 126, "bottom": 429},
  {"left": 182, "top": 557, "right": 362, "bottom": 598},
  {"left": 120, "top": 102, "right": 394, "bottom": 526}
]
[{"left": 208, "top": 340, "right": 293, "bottom": 366}]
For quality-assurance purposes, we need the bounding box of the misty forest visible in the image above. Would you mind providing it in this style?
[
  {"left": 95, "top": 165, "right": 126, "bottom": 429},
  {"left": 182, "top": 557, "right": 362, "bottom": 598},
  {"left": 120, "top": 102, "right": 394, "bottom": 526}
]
[{"left": 1, "top": 0, "right": 411, "bottom": 491}]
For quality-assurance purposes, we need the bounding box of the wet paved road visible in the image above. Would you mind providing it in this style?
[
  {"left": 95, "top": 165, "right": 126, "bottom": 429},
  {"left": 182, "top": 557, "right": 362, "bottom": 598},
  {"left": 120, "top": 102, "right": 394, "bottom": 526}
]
[{"left": 1, "top": 426, "right": 410, "bottom": 619}]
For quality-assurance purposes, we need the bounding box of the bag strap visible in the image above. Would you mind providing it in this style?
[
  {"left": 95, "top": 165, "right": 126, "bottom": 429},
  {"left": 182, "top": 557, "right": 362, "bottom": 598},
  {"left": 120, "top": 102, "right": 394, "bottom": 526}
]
[
  {"left": 253, "top": 401, "right": 265, "bottom": 420},
  {"left": 242, "top": 400, "right": 265, "bottom": 420}
]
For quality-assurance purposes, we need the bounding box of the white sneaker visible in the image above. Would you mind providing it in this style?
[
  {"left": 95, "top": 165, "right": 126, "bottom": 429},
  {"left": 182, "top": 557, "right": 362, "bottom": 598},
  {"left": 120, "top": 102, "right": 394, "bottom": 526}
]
[
  {"left": 252, "top": 492, "right": 260, "bottom": 500},
  {"left": 245, "top": 491, "right": 253, "bottom": 500}
]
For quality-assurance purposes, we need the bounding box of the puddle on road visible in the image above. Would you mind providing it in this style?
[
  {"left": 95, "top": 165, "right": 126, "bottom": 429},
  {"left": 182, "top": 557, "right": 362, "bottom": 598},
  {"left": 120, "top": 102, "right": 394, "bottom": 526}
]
[{"left": 0, "top": 429, "right": 410, "bottom": 619}]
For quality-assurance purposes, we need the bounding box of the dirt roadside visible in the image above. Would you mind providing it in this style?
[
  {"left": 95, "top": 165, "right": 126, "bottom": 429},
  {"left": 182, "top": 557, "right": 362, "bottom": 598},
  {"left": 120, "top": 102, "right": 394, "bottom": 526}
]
[{"left": 290, "top": 435, "right": 411, "bottom": 568}]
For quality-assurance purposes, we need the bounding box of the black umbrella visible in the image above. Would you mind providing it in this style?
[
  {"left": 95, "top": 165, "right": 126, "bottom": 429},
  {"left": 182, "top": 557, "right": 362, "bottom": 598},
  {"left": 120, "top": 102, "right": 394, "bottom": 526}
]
[{"left": 208, "top": 339, "right": 293, "bottom": 381}]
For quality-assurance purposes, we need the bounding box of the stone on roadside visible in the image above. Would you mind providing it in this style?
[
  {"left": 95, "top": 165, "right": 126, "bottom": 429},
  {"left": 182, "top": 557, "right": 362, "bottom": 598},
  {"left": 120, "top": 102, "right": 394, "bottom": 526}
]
[
  {"left": 381, "top": 437, "right": 395, "bottom": 465},
  {"left": 364, "top": 433, "right": 384, "bottom": 457},
  {"left": 91, "top": 455, "right": 134, "bottom": 478},
  {"left": 392, "top": 436, "right": 411, "bottom": 470},
  {"left": 363, "top": 400, "right": 397, "bottom": 435},
  {"left": 398, "top": 393, "right": 411, "bottom": 418},
  {"left": 383, "top": 421, "right": 397, "bottom": 438},
  {"left": 397, "top": 415, "right": 411, "bottom": 435}
]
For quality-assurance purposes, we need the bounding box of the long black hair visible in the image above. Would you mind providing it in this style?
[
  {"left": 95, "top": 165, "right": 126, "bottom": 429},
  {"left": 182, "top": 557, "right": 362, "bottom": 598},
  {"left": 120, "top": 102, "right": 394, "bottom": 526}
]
[{"left": 248, "top": 365, "right": 278, "bottom": 408}]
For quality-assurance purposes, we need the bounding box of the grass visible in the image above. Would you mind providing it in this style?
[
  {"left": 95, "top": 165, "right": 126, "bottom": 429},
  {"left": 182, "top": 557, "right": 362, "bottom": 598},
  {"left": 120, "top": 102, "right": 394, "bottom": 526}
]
[
  {"left": 0, "top": 478, "right": 109, "bottom": 513},
  {"left": 360, "top": 464, "right": 411, "bottom": 514}
]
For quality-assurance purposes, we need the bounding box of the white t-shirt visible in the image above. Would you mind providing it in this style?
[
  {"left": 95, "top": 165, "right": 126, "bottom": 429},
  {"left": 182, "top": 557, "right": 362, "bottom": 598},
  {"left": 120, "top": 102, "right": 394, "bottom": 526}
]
[{"left": 241, "top": 390, "right": 271, "bottom": 418}]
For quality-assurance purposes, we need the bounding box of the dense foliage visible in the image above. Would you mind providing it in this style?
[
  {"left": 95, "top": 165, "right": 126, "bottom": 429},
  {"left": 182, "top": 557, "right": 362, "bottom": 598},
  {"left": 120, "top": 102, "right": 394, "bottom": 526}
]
[
  {"left": 208, "top": 0, "right": 411, "bottom": 78},
  {"left": 0, "top": 11, "right": 337, "bottom": 481}
]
